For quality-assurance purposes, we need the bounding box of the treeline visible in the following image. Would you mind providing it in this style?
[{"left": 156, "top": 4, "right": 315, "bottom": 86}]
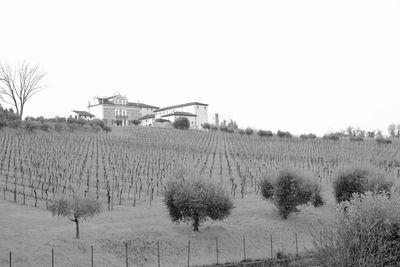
[{"left": 0, "top": 105, "right": 111, "bottom": 133}]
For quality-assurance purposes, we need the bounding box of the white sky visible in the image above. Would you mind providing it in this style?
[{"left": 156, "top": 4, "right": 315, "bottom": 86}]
[{"left": 1, "top": 0, "right": 399, "bottom": 135}]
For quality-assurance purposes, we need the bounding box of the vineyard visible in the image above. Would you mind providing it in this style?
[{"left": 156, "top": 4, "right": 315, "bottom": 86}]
[
  {"left": 1, "top": 126, "right": 400, "bottom": 266},
  {"left": 0, "top": 127, "right": 399, "bottom": 209}
]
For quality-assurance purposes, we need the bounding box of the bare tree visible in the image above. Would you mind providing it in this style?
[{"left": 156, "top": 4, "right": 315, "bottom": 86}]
[{"left": 0, "top": 63, "right": 46, "bottom": 120}]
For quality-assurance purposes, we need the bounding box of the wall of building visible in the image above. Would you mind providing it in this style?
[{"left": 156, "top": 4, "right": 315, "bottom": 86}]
[
  {"left": 194, "top": 105, "right": 208, "bottom": 128},
  {"left": 88, "top": 105, "right": 104, "bottom": 119}
]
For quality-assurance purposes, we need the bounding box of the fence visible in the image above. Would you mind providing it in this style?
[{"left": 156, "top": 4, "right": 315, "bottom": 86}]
[{"left": 4, "top": 234, "right": 312, "bottom": 267}]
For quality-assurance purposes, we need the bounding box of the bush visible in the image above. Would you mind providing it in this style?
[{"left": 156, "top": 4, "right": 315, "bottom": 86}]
[
  {"left": 24, "top": 121, "right": 40, "bottom": 132},
  {"left": 349, "top": 136, "right": 363, "bottom": 142},
  {"left": 258, "top": 130, "right": 273, "bottom": 137},
  {"left": 173, "top": 117, "right": 190, "bottom": 130},
  {"left": 333, "top": 164, "right": 393, "bottom": 203},
  {"left": 245, "top": 127, "right": 254, "bottom": 136},
  {"left": 54, "top": 123, "right": 63, "bottom": 132},
  {"left": 300, "top": 133, "right": 317, "bottom": 139},
  {"left": 201, "top": 123, "right": 211, "bottom": 130},
  {"left": 103, "top": 126, "right": 112, "bottom": 133},
  {"left": 311, "top": 191, "right": 400, "bottom": 266},
  {"left": 55, "top": 116, "right": 67, "bottom": 123},
  {"left": 90, "top": 119, "right": 105, "bottom": 129},
  {"left": 164, "top": 169, "right": 234, "bottom": 231},
  {"left": 260, "top": 169, "right": 323, "bottom": 219},
  {"left": 155, "top": 118, "right": 170, "bottom": 123},
  {"left": 40, "top": 123, "right": 51, "bottom": 132},
  {"left": 219, "top": 125, "right": 228, "bottom": 132},
  {"left": 376, "top": 137, "right": 392, "bottom": 145},
  {"left": 237, "top": 128, "right": 245, "bottom": 135},
  {"left": 277, "top": 130, "right": 292, "bottom": 138},
  {"left": 67, "top": 117, "right": 78, "bottom": 124},
  {"left": 323, "top": 133, "right": 340, "bottom": 141},
  {"left": 130, "top": 119, "right": 141, "bottom": 125},
  {"left": 210, "top": 125, "right": 218, "bottom": 131}
]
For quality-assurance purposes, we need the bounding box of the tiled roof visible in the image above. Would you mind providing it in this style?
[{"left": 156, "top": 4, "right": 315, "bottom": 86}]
[
  {"left": 161, "top": 112, "right": 197, "bottom": 118},
  {"left": 138, "top": 114, "right": 155, "bottom": 120},
  {"left": 127, "top": 102, "right": 159, "bottom": 109},
  {"left": 155, "top": 102, "right": 208, "bottom": 112},
  {"left": 72, "top": 110, "right": 94, "bottom": 117}
]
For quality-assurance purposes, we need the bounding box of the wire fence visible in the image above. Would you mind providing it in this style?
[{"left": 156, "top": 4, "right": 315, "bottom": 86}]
[{"left": 4, "top": 234, "right": 313, "bottom": 267}]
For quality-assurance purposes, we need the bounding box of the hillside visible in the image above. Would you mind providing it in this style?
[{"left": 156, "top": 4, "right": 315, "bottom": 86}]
[{"left": 0, "top": 126, "right": 399, "bottom": 266}]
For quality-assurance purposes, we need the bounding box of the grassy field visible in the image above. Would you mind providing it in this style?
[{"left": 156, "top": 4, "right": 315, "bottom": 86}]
[{"left": 0, "top": 126, "right": 398, "bottom": 266}]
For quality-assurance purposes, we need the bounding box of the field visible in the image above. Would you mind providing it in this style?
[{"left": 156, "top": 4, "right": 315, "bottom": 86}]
[{"left": 0, "top": 126, "right": 399, "bottom": 266}]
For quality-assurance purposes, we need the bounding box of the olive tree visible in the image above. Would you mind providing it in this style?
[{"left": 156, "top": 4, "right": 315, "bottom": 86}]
[
  {"left": 164, "top": 169, "right": 234, "bottom": 231},
  {"left": 49, "top": 196, "right": 102, "bottom": 239}
]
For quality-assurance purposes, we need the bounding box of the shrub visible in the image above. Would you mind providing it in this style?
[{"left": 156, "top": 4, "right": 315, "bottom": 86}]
[
  {"left": 376, "top": 137, "right": 392, "bottom": 145},
  {"left": 237, "top": 128, "right": 245, "bottom": 135},
  {"left": 300, "top": 133, "right": 317, "bottom": 139},
  {"left": 258, "top": 130, "right": 273, "bottom": 137},
  {"left": 55, "top": 116, "right": 67, "bottom": 123},
  {"left": 323, "top": 133, "right": 340, "bottom": 141},
  {"left": 333, "top": 164, "right": 393, "bottom": 203},
  {"left": 68, "top": 123, "right": 78, "bottom": 132},
  {"left": 155, "top": 118, "right": 170, "bottom": 123},
  {"left": 54, "top": 123, "right": 63, "bottom": 132},
  {"left": 103, "top": 126, "right": 112, "bottom": 133},
  {"left": 90, "top": 119, "right": 105, "bottom": 129},
  {"left": 24, "top": 121, "right": 40, "bottom": 132},
  {"left": 173, "top": 117, "right": 190, "bottom": 130},
  {"left": 40, "top": 123, "right": 51, "bottom": 132},
  {"left": 277, "top": 130, "right": 292, "bottom": 138},
  {"left": 349, "top": 136, "right": 363, "bottom": 142},
  {"left": 129, "top": 119, "right": 141, "bottom": 125},
  {"left": 311, "top": 191, "right": 400, "bottom": 266},
  {"left": 260, "top": 169, "right": 323, "bottom": 219},
  {"left": 67, "top": 117, "right": 77, "bottom": 124},
  {"left": 77, "top": 118, "right": 87, "bottom": 126},
  {"left": 210, "top": 125, "right": 218, "bottom": 131},
  {"left": 219, "top": 125, "right": 228, "bottom": 132},
  {"left": 227, "top": 128, "right": 235, "bottom": 133},
  {"left": 201, "top": 123, "right": 211, "bottom": 130},
  {"left": 164, "top": 169, "right": 234, "bottom": 231},
  {"left": 245, "top": 127, "right": 254, "bottom": 136}
]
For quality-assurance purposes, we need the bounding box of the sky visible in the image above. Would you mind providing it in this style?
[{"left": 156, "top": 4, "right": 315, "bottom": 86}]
[{"left": 0, "top": 0, "right": 399, "bottom": 135}]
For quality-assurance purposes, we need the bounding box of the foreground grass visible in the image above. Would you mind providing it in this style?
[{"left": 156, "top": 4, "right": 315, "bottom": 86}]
[{"left": 0, "top": 191, "right": 335, "bottom": 267}]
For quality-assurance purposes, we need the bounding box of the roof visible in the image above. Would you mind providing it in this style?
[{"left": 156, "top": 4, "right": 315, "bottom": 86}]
[
  {"left": 138, "top": 114, "right": 155, "bottom": 120},
  {"left": 127, "top": 102, "right": 159, "bottom": 109},
  {"left": 161, "top": 112, "right": 197, "bottom": 118},
  {"left": 155, "top": 102, "right": 208, "bottom": 112},
  {"left": 72, "top": 110, "right": 95, "bottom": 117}
]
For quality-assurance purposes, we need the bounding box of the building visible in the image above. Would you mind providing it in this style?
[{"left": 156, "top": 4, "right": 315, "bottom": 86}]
[
  {"left": 72, "top": 110, "right": 95, "bottom": 120},
  {"left": 87, "top": 94, "right": 159, "bottom": 126},
  {"left": 138, "top": 114, "right": 155, "bottom": 126},
  {"left": 154, "top": 102, "right": 208, "bottom": 128}
]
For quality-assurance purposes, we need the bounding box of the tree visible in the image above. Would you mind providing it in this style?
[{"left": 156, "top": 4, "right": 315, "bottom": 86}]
[
  {"left": 173, "top": 117, "right": 190, "bottom": 130},
  {"left": 388, "top": 124, "right": 397, "bottom": 138},
  {"left": 261, "top": 169, "right": 323, "bottom": 219},
  {"left": 49, "top": 196, "right": 102, "bottom": 239},
  {"left": 164, "top": 169, "right": 234, "bottom": 231},
  {"left": 0, "top": 63, "right": 46, "bottom": 120}
]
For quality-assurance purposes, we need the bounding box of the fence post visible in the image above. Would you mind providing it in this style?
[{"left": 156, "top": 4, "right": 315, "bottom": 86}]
[
  {"left": 52, "top": 248, "right": 54, "bottom": 267},
  {"left": 91, "top": 245, "right": 94, "bottom": 267},
  {"left": 295, "top": 232, "right": 298, "bottom": 256},
  {"left": 9, "top": 251, "right": 12, "bottom": 267},
  {"left": 157, "top": 241, "right": 160, "bottom": 267},
  {"left": 270, "top": 234, "right": 273, "bottom": 259},
  {"left": 216, "top": 237, "right": 219, "bottom": 265},
  {"left": 125, "top": 242, "right": 128, "bottom": 267},
  {"left": 243, "top": 236, "right": 246, "bottom": 260},
  {"left": 187, "top": 240, "right": 190, "bottom": 267}
]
